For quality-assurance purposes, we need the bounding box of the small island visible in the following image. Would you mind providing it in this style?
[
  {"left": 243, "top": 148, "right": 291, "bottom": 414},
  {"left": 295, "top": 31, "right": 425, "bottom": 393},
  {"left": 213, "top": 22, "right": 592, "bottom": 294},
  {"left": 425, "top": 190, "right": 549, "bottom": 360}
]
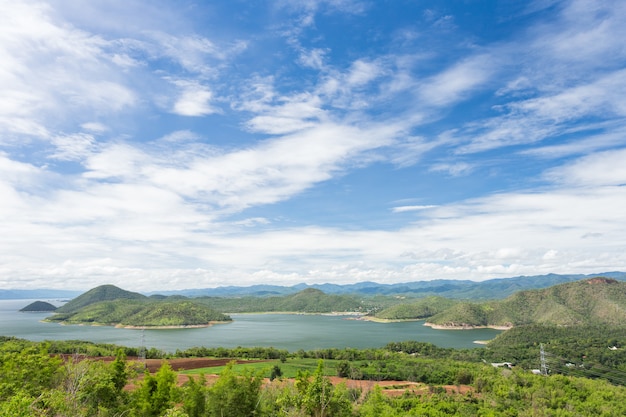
[
  {"left": 20, "top": 300, "right": 57, "bottom": 312},
  {"left": 45, "top": 285, "right": 231, "bottom": 328}
]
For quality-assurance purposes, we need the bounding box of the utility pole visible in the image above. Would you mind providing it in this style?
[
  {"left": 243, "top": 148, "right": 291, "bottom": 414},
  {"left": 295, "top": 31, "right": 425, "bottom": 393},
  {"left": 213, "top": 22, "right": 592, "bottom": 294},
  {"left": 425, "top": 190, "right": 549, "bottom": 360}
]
[{"left": 540, "top": 343, "right": 548, "bottom": 376}]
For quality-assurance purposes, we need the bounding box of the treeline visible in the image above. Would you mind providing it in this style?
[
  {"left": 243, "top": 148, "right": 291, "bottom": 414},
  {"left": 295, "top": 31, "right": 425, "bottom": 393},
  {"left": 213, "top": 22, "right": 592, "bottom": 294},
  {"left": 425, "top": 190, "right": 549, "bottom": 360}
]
[
  {"left": 196, "top": 288, "right": 372, "bottom": 313},
  {"left": 47, "top": 299, "right": 231, "bottom": 327},
  {"left": 375, "top": 278, "right": 626, "bottom": 328},
  {"left": 3, "top": 338, "right": 626, "bottom": 416}
]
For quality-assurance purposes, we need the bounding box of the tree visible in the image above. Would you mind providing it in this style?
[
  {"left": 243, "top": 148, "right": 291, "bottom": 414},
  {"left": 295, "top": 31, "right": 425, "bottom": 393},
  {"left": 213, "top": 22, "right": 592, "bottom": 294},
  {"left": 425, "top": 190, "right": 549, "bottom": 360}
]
[
  {"left": 134, "top": 362, "right": 179, "bottom": 416},
  {"left": 297, "top": 360, "right": 352, "bottom": 417},
  {"left": 206, "top": 361, "right": 262, "bottom": 417},
  {"left": 182, "top": 374, "right": 208, "bottom": 417},
  {"left": 111, "top": 348, "right": 128, "bottom": 391},
  {"left": 0, "top": 343, "right": 62, "bottom": 399},
  {"left": 270, "top": 365, "right": 283, "bottom": 381}
]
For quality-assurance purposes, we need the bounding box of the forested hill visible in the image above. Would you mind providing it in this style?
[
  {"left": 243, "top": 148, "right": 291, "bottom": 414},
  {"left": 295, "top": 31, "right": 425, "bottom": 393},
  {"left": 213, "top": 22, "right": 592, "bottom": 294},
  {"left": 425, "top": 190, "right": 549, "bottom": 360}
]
[
  {"left": 425, "top": 277, "right": 626, "bottom": 328},
  {"left": 46, "top": 299, "right": 230, "bottom": 327},
  {"left": 196, "top": 288, "right": 368, "bottom": 313},
  {"left": 55, "top": 284, "right": 146, "bottom": 313}
]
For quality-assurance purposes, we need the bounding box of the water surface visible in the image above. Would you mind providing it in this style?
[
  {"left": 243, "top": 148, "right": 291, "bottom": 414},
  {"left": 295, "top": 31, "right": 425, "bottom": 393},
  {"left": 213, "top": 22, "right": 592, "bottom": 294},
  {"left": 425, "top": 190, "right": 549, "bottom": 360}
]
[{"left": 1, "top": 300, "right": 501, "bottom": 352}]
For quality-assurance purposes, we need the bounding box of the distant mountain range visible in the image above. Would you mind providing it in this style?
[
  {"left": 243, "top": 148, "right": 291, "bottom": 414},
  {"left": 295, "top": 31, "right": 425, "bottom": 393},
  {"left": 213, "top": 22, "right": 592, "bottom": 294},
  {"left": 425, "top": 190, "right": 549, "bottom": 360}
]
[
  {"left": 147, "top": 272, "right": 626, "bottom": 299},
  {"left": 0, "top": 288, "right": 82, "bottom": 300},
  {"left": 2, "top": 271, "right": 626, "bottom": 300}
]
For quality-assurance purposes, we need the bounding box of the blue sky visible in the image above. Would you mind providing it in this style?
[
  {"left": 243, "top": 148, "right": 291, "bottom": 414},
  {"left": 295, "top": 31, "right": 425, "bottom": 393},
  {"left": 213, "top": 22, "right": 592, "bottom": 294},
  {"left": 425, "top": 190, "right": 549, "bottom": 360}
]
[{"left": 1, "top": 0, "right": 626, "bottom": 291}]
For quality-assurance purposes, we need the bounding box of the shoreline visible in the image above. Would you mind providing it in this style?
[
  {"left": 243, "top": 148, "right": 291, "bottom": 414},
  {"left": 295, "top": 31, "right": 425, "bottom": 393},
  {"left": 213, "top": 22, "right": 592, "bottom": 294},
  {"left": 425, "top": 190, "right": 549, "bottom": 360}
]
[
  {"left": 117, "top": 320, "right": 232, "bottom": 330},
  {"left": 356, "top": 316, "right": 422, "bottom": 323},
  {"left": 45, "top": 320, "right": 232, "bottom": 329},
  {"left": 424, "top": 322, "right": 513, "bottom": 331},
  {"left": 228, "top": 311, "right": 366, "bottom": 316}
]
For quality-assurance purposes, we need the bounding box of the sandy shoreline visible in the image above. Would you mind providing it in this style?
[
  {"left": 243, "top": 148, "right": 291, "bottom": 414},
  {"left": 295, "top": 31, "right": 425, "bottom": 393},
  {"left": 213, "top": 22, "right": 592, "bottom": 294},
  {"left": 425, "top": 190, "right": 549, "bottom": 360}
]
[
  {"left": 116, "top": 321, "right": 231, "bottom": 330},
  {"left": 424, "top": 322, "right": 513, "bottom": 331}
]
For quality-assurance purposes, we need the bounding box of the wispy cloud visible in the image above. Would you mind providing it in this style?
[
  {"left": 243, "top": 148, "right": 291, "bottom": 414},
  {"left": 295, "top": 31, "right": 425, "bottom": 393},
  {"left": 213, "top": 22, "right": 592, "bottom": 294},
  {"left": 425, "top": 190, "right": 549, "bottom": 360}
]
[
  {"left": 1, "top": 0, "right": 626, "bottom": 290},
  {"left": 392, "top": 205, "right": 438, "bottom": 213}
]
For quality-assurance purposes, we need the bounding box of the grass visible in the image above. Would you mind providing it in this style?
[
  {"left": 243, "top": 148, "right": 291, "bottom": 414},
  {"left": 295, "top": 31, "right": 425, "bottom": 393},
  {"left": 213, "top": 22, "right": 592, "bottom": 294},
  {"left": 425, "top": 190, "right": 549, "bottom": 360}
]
[{"left": 180, "top": 358, "right": 341, "bottom": 378}]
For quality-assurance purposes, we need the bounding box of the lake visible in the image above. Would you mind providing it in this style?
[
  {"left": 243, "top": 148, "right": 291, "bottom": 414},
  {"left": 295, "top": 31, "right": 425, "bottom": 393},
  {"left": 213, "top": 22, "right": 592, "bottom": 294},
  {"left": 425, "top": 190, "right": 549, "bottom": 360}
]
[{"left": 0, "top": 299, "right": 502, "bottom": 352}]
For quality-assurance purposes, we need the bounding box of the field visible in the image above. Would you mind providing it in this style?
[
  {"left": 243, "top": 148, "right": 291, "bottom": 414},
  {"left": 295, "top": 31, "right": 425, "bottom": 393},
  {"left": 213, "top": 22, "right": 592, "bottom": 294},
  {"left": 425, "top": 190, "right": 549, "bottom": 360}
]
[{"left": 136, "top": 357, "right": 473, "bottom": 397}]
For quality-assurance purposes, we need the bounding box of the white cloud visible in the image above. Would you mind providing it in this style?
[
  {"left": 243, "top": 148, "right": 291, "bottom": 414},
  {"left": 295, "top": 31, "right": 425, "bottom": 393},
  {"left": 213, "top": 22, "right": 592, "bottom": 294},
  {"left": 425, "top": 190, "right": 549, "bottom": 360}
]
[
  {"left": 299, "top": 47, "right": 328, "bottom": 69},
  {"left": 418, "top": 54, "right": 495, "bottom": 107},
  {"left": 172, "top": 81, "right": 219, "bottom": 116},
  {"left": 50, "top": 133, "right": 96, "bottom": 161},
  {"left": 545, "top": 147, "right": 626, "bottom": 187},
  {"left": 80, "top": 122, "right": 108, "bottom": 133},
  {"left": 430, "top": 162, "right": 473, "bottom": 177},
  {"left": 2, "top": 0, "right": 626, "bottom": 291},
  {"left": 346, "top": 59, "right": 383, "bottom": 86},
  {"left": 0, "top": 0, "right": 136, "bottom": 141},
  {"left": 392, "top": 205, "right": 437, "bottom": 213},
  {"left": 521, "top": 124, "right": 626, "bottom": 158}
]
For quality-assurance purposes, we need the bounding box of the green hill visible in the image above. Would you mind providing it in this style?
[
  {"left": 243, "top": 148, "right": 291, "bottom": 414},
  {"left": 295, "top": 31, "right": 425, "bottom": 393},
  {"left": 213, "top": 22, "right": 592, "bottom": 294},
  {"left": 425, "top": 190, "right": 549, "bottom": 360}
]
[
  {"left": 374, "top": 296, "right": 458, "bottom": 320},
  {"left": 19, "top": 301, "right": 57, "bottom": 312},
  {"left": 47, "top": 299, "right": 230, "bottom": 327},
  {"left": 426, "top": 277, "right": 626, "bottom": 328},
  {"left": 48, "top": 284, "right": 230, "bottom": 327},
  {"left": 56, "top": 284, "right": 146, "bottom": 314},
  {"left": 198, "top": 288, "right": 367, "bottom": 313}
]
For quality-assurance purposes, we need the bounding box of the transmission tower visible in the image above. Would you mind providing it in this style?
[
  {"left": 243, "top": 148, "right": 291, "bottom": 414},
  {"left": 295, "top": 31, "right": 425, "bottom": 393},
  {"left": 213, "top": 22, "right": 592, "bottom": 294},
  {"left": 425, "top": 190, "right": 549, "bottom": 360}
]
[{"left": 540, "top": 343, "right": 548, "bottom": 376}]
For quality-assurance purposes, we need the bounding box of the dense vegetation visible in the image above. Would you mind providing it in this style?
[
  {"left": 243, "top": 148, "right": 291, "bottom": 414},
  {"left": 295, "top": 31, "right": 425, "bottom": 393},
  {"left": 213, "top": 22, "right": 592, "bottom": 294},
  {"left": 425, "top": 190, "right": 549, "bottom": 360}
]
[
  {"left": 55, "top": 284, "right": 147, "bottom": 314},
  {"left": 45, "top": 285, "right": 376, "bottom": 328},
  {"left": 19, "top": 300, "right": 57, "bottom": 312},
  {"left": 195, "top": 287, "right": 372, "bottom": 313},
  {"left": 2, "top": 334, "right": 626, "bottom": 416},
  {"left": 375, "top": 278, "right": 626, "bottom": 328},
  {"left": 47, "top": 299, "right": 231, "bottom": 327},
  {"left": 5, "top": 277, "right": 626, "bottom": 415},
  {"left": 373, "top": 296, "right": 458, "bottom": 320}
]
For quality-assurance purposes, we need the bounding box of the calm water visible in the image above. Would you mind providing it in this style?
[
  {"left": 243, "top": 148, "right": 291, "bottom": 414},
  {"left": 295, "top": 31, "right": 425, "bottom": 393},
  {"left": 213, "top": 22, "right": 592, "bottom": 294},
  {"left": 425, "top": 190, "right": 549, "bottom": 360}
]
[{"left": 0, "top": 300, "right": 502, "bottom": 352}]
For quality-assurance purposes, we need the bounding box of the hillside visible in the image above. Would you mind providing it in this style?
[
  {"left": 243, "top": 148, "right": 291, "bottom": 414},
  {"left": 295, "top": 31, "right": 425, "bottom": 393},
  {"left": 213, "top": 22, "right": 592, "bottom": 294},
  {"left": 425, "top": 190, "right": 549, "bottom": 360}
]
[
  {"left": 19, "top": 301, "right": 57, "bottom": 312},
  {"left": 197, "top": 288, "right": 368, "bottom": 313},
  {"left": 55, "top": 284, "right": 147, "bottom": 313},
  {"left": 47, "top": 299, "right": 230, "bottom": 327},
  {"left": 426, "top": 278, "right": 626, "bottom": 328},
  {"left": 374, "top": 296, "right": 458, "bottom": 320}
]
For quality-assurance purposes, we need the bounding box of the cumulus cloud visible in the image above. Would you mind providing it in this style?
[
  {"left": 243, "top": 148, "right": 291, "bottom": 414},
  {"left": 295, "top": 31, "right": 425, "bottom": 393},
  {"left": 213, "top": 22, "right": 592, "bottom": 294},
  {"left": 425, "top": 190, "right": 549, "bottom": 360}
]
[
  {"left": 2, "top": 0, "right": 626, "bottom": 291},
  {"left": 172, "top": 81, "right": 219, "bottom": 116}
]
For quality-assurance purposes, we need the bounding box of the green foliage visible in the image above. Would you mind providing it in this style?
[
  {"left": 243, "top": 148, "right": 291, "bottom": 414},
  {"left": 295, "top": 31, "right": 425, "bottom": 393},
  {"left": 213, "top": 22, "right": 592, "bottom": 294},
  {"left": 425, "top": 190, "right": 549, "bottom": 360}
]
[
  {"left": 182, "top": 374, "right": 208, "bottom": 417},
  {"left": 295, "top": 360, "right": 352, "bottom": 417},
  {"left": 426, "top": 278, "right": 626, "bottom": 327},
  {"left": 0, "top": 342, "right": 62, "bottom": 399},
  {"left": 134, "top": 362, "right": 179, "bottom": 417},
  {"left": 485, "top": 324, "right": 626, "bottom": 384},
  {"left": 19, "top": 300, "right": 57, "bottom": 312},
  {"left": 48, "top": 299, "right": 231, "bottom": 327},
  {"left": 56, "top": 284, "right": 147, "bottom": 313},
  {"left": 2, "top": 337, "right": 626, "bottom": 416},
  {"left": 374, "top": 296, "right": 458, "bottom": 320},
  {"left": 270, "top": 364, "right": 283, "bottom": 380},
  {"left": 197, "top": 288, "right": 368, "bottom": 313},
  {"left": 0, "top": 390, "right": 45, "bottom": 417},
  {"left": 206, "top": 361, "right": 263, "bottom": 417}
]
